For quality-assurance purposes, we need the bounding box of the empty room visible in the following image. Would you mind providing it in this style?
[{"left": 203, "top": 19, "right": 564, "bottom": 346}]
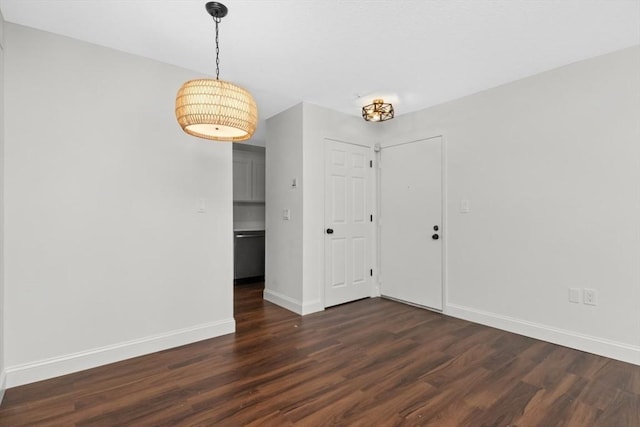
[{"left": 0, "top": 0, "right": 639, "bottom": 425}]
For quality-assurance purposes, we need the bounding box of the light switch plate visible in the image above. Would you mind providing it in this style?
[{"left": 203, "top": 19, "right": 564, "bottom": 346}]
[{"left": 584, "top": 288, "right": 597, "bottom": 306}]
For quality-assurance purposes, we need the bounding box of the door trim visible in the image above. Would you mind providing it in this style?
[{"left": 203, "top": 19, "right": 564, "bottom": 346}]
[{"left": 324, "top": 137, "right": 371, "bottom": 149}]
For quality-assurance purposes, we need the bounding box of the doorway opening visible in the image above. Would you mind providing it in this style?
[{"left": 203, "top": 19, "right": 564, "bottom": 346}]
[{"left": 232, "top": 144, "right": 266, "bottom": 316}]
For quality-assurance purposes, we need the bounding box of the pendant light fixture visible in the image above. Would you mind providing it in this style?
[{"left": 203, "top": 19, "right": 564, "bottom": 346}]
[
  {"left": 175, "top": 2, "right": 258, "bottom": 142},
  {"left": 362, "top": 99, "right": 394, "bottom": 122}
]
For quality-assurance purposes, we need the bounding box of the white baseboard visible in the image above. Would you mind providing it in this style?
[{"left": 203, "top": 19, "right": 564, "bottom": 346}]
[
  {"left": 6, "top": 318, "right": 236, "bottom": 388},
  {"left": 446, "top": 303, "right": 640, "bottom": 366},
  {"left": 263, "top": 289, "right": 324, "bottom": 315},
  {"left": 0, "top": 369, "right": 6, "bottom": 406},
  {"left": 264, "top": 289, "right": 304, "bottom": 314},
  {"left": 371, "top": 283, "right": 381, "bottom": 298},
  {"left": 301, "top": 299, "right": 323, "bottom": 315}
]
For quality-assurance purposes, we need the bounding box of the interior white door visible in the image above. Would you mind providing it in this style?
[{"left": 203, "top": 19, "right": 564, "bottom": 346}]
[
  {"left": 380, "top": 137, "right": 443, "bottom": 310},
  {"left": 324, "top": 140, "right": 373, "bottom": 307}
]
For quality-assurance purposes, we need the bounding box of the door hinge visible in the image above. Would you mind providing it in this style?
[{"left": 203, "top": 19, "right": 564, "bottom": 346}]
[
  {"left": 369, "top": 160, "right": 373, "bottom": 168},
  {"left": 370, "top": 214, "right": 373, "bottom": 222},
  {"left": 370, "top": 269, "right": 373, "bottom": 277}
]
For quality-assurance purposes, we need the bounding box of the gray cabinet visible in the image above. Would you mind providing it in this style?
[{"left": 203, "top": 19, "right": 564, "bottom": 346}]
[
  {"left": 251, "top": 156, "right": 265, "bottom": 202},
  {"left": 233, "top": 149, "right": 265, "bottom": 202}
]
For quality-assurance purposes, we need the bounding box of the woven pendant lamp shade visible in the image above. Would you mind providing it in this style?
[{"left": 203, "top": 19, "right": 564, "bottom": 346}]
[{"left": 175, "top": 78, "right": 258, "bottom": 142}]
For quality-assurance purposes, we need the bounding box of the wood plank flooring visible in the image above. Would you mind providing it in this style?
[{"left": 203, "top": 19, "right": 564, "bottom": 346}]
[{"left": 1, "top": 281, "right": 639, "bottom": 426}]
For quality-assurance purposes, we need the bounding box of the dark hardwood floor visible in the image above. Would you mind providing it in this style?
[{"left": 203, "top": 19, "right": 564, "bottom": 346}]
[{"left": 1, "top": 281, "right": 639, "bottom": 426}]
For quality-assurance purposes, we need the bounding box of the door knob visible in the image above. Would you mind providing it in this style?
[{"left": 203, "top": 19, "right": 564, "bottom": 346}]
[
  {"left": 326, "top": 228, "right": 334, "bottom": 234},
  {"left": 432, "top": 234, "right": 439, "bottom": 240}
]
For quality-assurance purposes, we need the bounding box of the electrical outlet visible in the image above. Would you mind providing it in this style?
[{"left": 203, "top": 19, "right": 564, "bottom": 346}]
[
  {"left": 583, "top": 288, "right": 597, "bottom": 306},
  {"left": 568, "top": 288, "right": 580, "bottom": 303}
]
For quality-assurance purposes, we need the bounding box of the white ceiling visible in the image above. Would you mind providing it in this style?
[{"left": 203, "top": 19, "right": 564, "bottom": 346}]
[{"left": 1, "top": 0, "right": 639, "bottom": 145}]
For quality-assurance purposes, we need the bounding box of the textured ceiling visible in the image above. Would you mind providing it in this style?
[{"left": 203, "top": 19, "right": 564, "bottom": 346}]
[{"left": 1, "top": 0, "right": 639, "bottom": 145}]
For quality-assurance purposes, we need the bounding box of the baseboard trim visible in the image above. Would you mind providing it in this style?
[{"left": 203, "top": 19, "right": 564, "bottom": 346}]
[
  {"left": 371, "top": 284, "right": 381, "bottom": 298},
  {"left": 0, "top": 370, "right": 6, "bottom": 405},
  {"left": 446, "top": 303, "right": 640, "bottom": 366},
  {"left": 264, "top": 289, "right": 303, "bottom": 315},
  {"left": 6, "top": 318, "right": 236, "bottom": 388},
  {"left": 301, "top": 299, "right": 323, "bottom": 315},
  {"left": 263, "top": 289, "right": 324, "bottom": 316}
]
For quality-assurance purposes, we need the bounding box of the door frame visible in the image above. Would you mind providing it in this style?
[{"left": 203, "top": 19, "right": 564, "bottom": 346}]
[
  {"left": 322, "top": 138, "right": 377, "bottom": 308},
  {"left": 376, "top": 134, "right": 447, "bottom": 312}
]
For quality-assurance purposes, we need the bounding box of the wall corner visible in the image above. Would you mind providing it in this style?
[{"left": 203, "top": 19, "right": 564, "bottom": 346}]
[{"left": 0, "top": 370, "right": 6, "bottom": 405}]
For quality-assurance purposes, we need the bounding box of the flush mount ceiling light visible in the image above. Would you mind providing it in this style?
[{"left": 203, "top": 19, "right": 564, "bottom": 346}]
[
  {"left": 362, "top": 99, "right": 394, "bottom": 122},
  {"left": 175, "top": 2, "right": 258, "bottom": 142}
]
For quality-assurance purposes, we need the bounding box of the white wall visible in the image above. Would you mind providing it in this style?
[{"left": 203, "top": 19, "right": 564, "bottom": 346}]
[
  {"left": 381, "top": 45, "right": 640, "bottom": 364},
  {"left": 265, "top": 103, "right": 376, "bottom": 314},
  {"left": 301, "top": 104, "right": 376, "bottom": 312},
  {"left": 4, "top": 24, "right": 235, "bottom": 387},
  {"left": 264, "top": 104, "right": 304, "bottom": 312},
  {"left": 0, "top": 8, "right": 6, "bottom": 403}
]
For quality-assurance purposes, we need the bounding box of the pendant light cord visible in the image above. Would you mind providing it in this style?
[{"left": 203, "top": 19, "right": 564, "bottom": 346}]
[{"left": 214, "top": 16, "right": 221, "bottom": 80}]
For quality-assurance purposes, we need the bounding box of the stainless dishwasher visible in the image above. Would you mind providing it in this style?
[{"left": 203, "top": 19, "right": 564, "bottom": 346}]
[{"left": 233, "top": 230, "right": 265, "bottom": 280}]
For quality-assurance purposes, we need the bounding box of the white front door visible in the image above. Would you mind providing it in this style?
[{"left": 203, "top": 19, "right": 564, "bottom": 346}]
[
  {"left": 324, "top": 140, "right": 374, "bottom": 307},
  {"left": 380, "top": 137, "right": 443, "bottom": 310}
]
